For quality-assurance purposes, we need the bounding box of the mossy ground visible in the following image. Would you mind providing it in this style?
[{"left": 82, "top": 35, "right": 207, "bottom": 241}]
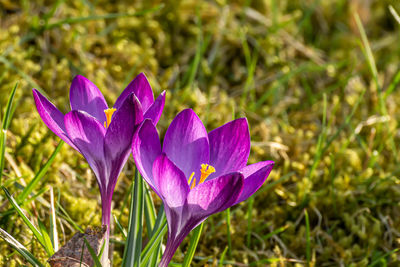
[{"left": 1, "top": 0, "right": 400, "bottom": 266}]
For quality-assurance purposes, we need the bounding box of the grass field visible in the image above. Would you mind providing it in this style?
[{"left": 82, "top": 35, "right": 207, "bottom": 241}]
[{"left": 1, "top": 0, "right": 400, "bottom": 266}]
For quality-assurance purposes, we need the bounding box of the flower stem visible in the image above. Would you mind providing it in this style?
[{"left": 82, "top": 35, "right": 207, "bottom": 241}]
[
  {"left": 101, "top": 199, "right": 112, "bottom": 267},
  {"left": 159, "top": 235, "right": 182, "bottom": 267}
]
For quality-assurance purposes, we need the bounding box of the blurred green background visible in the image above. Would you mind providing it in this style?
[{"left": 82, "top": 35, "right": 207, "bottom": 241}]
[{"left": 1, "top": 0, "right": 400, "bottom": 266}]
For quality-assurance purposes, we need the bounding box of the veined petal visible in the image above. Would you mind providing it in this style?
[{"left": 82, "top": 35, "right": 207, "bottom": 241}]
[
  {"left": 163, "top": 109, "right": 209, "bottom": 179},
  {"left": 187, "top": 172, "right": 243, "bottom": 217},
  {"left": 144, "top": 91, "right": 166, "bottom": 125},
  {"left": 32, "top": 89, "right": 77, "bottom": 150},
  {"left": 208, "top": 118, "right": 250, "bottom": 179},
  {"left": 114, "top": 73, "right": 154, "bottom": 113},
  {"left": 152, "top": 154, "right": 189, "bottom": 208},
  {"left": 104, "top": 93, "right": 143, "bottom": 192},
  {"left": 132, "top": 119, "right": 162, "bottom": 190},
  {"left": 159, "top": 172, "right": 243, "bottom": 267},
  {"left": 235, "top": 161, "right": 274, "bottom": 204},
  {"left": 69, "top": 75, "right": 108, "bottom": 122},
  {"left": 64, "top": 110, "right": 107, "bottom": 186},
  {"left": 104, "top": 94, "right": 143, "bottom": 162}
]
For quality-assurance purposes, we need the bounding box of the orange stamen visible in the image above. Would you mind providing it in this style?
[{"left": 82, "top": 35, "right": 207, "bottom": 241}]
[
  {"left": 104, "top": 108, "right": 116, "bottom": 128},
  {"left": 188, "top": 172, "right": 195, "bottom": 185},
  {"left": 199, "top": 164, "right": 215, "bottom": 184},
  {"left": 190, "top": 178, "right": 196, "bottom": 189},
  {"left": 188, "top": 164, "right": 216, "bottom": 189}
]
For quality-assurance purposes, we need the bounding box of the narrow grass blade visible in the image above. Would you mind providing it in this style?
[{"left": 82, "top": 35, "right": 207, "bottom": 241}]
[
  {"left": 181, "top": 9, "right": 209, "bottom": 89},
  {"left": 240, "top": 30, "right": 258, "bottom": 106},
  {"left": 140, "top": 219, "right": 167, "bottom": 266},
  {"left": 354, "top": 13, "right": 398, "bottom": 160},
  {"left": 150, "top": 204, "right": 166, "bottom": 237},
  {"left": 42, "top": 0, "right": 65, "bottom": 24},
  {"left": 384, "top": 69, "right": 400, "bottom": 99},
  {"left": 0, "top": 227, "right": 44, "bottom": 267},
  {"left": 113, "top": 214, "right": 127, "bottom": 240},
  {"left": 49, "top": 186, "right": 58, "bottom": 252},
  {"left": 17, "top": 141, "right": 64, "bottom": 203},
  {"left": 389, "top": 5, "right": 400, "bottom": 25},
  {"left": 122, "top": 169, "right": 144, "bottom": 267},
  {"left": 218, "top": 246, "right": 228, "bottom": 267},
  {"left": 2, "top": 187, "right": 45, "bottom": 248},
  {"left": 0, "top": 82, "right": 17, "bottom": 132},
  {"left": 83, "top": 237, "right": 103, "bottom": 267},
  {"left": 145, "top": 204, "right": 166, "bottom": 266},
  {"left": 308, "top": 93, "right": 327, "bottom": 180},
  {"left": 97, "top": 236, "right": 106, "bottom": 260},
  {"left": 262, "top": 224, "right": 289, "bottom": 240},
  {"left": 225, "top": 208, "right": 232, "bottom": 257},
  {"left": 246, "top": 196, "right": 254, "bottom": 247},
  {"left": 354, "top": 14, "right": 378, "bottom": 85},
  {"left": 0, "top": 82, "right": 18, "bottom": 184},
  {"left": 320, "top": 88, "right": 365, "bottom": 158},
  {"left": 118, "top": 182, "right": 133, "bottom": 222},
  {"left": 144, "top": 184, "right": 156, "bottom": 235},
  {"left": 369, "top": 248, "right": 399, "bottom": 267},
  {"left": 45, "top": 5, "right": 163, "bottom": 30},
  {"left": 55, "top": 203, "right": 84, "bottom": 233},
  {"left": 38, "top": 219, "right": 54, "bottom": 256},
  {"left": 304, "top": 209, "right": 311, "bottom": 267},
  {"left": 143, "top": 183, "right": 157, "bottom": 266},
  {"left": 182, "top": 222, "right": 204, "bottom": 267},
  {"left": 147, "top": 242, "right": 161, "bottom": 267},
  {"left": 0, "top": 132, "right": 6, "bottom": 185},
  {"left": 355, "top": 12, "right": 393, "bottom": 129}
]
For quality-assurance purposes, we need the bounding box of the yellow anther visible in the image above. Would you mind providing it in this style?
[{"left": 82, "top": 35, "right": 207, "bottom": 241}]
[
  {"left": 190, "top": 178, "right": 196, "bottom": 190},
  {"left": 199, "top": 164, "right": 216, "bottom": 184},
  {"left": 188, "top": 172, "right": 195, "bottom": 185},
  {"left": 104, "top": 108, "right": 116, "bottom": 128},
  {"left": 188, "top": 164, "right": 216, "bottom": 189}
]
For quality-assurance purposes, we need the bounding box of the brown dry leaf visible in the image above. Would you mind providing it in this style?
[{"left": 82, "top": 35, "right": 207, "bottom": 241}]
[{"left": 48, "top": 226, "right": 106, "bottom": 267}]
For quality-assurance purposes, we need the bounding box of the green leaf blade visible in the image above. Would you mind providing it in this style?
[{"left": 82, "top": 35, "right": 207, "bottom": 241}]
[
  {"left": 17, "top": 141, "right": 64, "bottom": 203},
  {"left": 2, "top": 186, "right": 46, "bottom": 250},
  {"left": 0, "top": 82, "right": 18, "bottom": 184},
  {"left": 122, "top": 169, "right": 144, "bottom": 267},
  {"left": 182, "top": 223, "right": 204, "bottom": 267},
  {"left": 0, "top": 227, "right": 44, "bottom": 267}
]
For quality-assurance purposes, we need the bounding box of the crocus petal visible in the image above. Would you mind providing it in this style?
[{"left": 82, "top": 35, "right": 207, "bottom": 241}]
[
  {"left": 234, "top": 161, "right": 274, "bottom": 204},
  {"left": 208, "top": 118, "right": 250, "bottom": 178},
  {"left": 104, "top": 94, "right": 143, "bottom": 191},
  {"left": 69, "top": 75, "right": 108, "bottom": 122},
  {"left": 64, "top": 110, "right": 107, "bottom": 186},
  {"left": 144, "top": 91, "right": 166, "bottom": 125},
  {"left": 163, "top": 109, "right": 209, "bottom": 179},
  {"left": 132, "top": 119, "right": 162, "bottom": 190},
  {"left": 104, "top": 94, "right": 143, "bottom": 165},
  {"left": 114, "top": 73, "right": 154, "bottom": 113},
  {"left": 187, "top": 172, "right": 244, "bottom": 217},
  {"left": 32, "top": 89, "right": 77, "bottom": 150},
  {"left": 160, "top": 173, "right": 244, "bottom": 267},
  {"left": 152, "top": 154, "right": 189, "bottom": 208}
]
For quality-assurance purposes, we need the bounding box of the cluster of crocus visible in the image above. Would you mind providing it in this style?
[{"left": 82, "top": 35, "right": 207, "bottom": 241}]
[
  {"left": 33, "top": 73, "right": 165, "bottom": 264},
  {"left": 34, "top": 74, "right": 274, "bottom": 266}
]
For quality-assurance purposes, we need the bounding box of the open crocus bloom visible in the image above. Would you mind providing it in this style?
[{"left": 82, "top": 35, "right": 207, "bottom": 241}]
[
  {"left": 132, "top": 109, "right": 274, "bottom": 266},
  {"left": 33, "top": 73, "right": 165, "bottom": 263}
]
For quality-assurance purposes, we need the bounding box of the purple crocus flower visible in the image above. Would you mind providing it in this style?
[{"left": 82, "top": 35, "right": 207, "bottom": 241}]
[
  {"left": 32, "top": 73, "right": 165, "bottom": 263},
  {"left": 132, "top": 109, "right": 274, "bottom": 266}
]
